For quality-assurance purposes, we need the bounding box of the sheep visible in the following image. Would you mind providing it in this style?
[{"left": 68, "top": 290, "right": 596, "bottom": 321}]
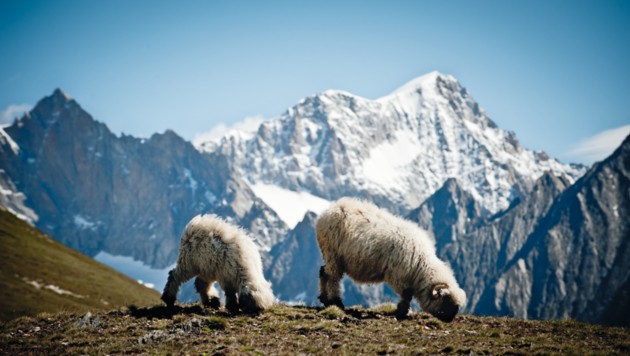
[
  {"left": 161, "top": 214, "right": 275, "bottom": 314},
  {"left": 316, "top": 197, "right": 466, "bottom": 322}
]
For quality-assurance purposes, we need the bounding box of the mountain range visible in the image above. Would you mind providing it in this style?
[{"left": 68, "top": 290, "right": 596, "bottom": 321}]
[{"left": 0, "top": 72, "right": 627, "bottom": 326}]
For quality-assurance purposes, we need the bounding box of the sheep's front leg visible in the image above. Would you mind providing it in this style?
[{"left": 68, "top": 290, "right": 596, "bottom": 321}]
[
  {"left": 395, "top": 288, "right": 414, "bottom": 320},
  {"left": 194, "top": 277, "right": 220, "bottom": 309},
  {"left": 223, "top": 285, "right": 239, "bottom": 314},
  {"left": 318, "top": 265, "right": 344, "bottom": 309},
  {"left": 162, "top": 268, "right": 195, "bottom": 307},
  {"left": 238, "top": 286, "right": 262, "bottom": 315}
]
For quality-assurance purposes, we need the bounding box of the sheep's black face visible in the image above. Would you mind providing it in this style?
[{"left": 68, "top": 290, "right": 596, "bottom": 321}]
[
  {"left": 423, "top": 283, "right": 463, "bottom": 323},
  {"left": 431, "top": 293, "right": 459, "bottom": 322}
]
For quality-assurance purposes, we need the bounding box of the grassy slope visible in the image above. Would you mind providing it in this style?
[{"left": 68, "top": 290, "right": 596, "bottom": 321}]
[
  {"left": 1, "top": 303, "right": 628, "bottom": 355},
  {"left": 0, "top": 210, "right": 160, "bottom": 321}
]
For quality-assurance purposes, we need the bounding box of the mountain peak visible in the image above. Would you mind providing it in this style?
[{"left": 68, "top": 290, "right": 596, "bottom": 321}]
[
  {"left": 380, "top": 70, "right": 457, "bottom": 99},
  {"left": 52, "top": 88, "right": 73, "bottom": 102}
]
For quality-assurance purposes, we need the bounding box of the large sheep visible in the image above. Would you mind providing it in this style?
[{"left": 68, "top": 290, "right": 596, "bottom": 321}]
[
  {"left": 316, "top": 197, "right": 466, "bottom": 322},
  {"left": 161, "top": 214, "right": 275, "bottom": 314}
]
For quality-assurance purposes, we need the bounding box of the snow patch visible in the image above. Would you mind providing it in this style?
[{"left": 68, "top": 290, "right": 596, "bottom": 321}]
[
  {"left": 0, "top": 127, "right": 20, "bottom": 154},
  {"left": 137, "top": 280, "right": 156, "bottom": 289},
  {"left": 362, "top": 131, "right": 422, "bottom": 188},
  {"left": 21, "top": 276, "right": 85, "bottom": 298},
  {"left": 94, "top": 251, "right": 174, "bottom": 292},
  {"left": 249, "top": 183, "right": 330, "bottom": 228},
  {"left": 73, "top": 215, "right": 99, "bottom": 231},
  {"left": 205, "top": 190, "right": 217, "bottom": 204},
  {"left": 183, "top": 168, "right": 198, "bottom": 192}
]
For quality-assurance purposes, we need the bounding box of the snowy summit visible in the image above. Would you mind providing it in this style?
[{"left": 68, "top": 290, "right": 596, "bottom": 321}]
[{"left": 196, "top": 71, "right": 584, "bottom": 217}]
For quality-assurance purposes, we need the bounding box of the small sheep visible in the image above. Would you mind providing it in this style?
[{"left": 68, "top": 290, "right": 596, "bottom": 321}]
[
  {"left": 161, "top": 214, "right": 275, "bottom": 314},
  {"left": 316, "top": 197, "right": 466, "bottom": 322}
]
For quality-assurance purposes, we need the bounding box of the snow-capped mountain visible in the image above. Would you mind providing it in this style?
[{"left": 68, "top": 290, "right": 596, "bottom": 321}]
[{"left": 199, "top": 71, "right": 584, "bottom": 216}]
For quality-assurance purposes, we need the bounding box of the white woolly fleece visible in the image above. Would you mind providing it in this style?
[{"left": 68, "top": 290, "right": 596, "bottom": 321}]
[
  {"left": 173, "top": 214, "right": 275, "bottom": 310},
  {"left": 317, "top": 197, "right": 466, "bottom": 310}
]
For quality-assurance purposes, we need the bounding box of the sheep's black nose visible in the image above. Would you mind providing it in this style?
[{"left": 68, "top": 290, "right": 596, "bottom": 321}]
[
  {"left": 434, "top": 295, "right": 459, "bottom": 322},
  {"left": 436, "top": 310, "right": 457, "bottom": 322}
]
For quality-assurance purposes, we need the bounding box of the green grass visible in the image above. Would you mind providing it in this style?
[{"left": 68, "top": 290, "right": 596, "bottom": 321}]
[
  {"left": 0, "top": 210, "right": 160, "bottom": 321},
  {"left": 1, "top": 303, "right": 628, "bottom": 355}
]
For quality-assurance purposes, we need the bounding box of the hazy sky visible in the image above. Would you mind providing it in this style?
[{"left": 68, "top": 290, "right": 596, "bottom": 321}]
[{"left": 1, "top": 0, "right": 629, "bottom": 164}]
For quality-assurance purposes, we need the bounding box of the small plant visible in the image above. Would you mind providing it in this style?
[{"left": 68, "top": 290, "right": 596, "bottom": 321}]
[
  {"left": 369, "top": 302, "right": 397, "bottom": 314},
  {"left": 318, "top": 306, "right": 346, "bottom": 320},
  {"left": 203, "top": 316, "right": 227, "bottom": 331}
]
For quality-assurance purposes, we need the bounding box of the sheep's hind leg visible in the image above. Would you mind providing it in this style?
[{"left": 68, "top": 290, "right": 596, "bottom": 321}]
[
  {"left": 395, "top": 288, "right": 414, "bottom": 320},
  {"left": 194, "top": 277, "right": 220, "bottom": 309},
  {"left": 318, "top": 265, "right": 344, "bottom": 309}
]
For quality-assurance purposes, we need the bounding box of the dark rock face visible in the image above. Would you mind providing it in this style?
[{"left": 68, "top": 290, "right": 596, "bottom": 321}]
[
  {"left": 0, "top": 89, "right": 287, "bottom": 268},
  {"left": 481, "top": 135, "right": 630, "bottom": 326},
  {"left": 266, "top": 212, "right": 321, "bottom": 304}
]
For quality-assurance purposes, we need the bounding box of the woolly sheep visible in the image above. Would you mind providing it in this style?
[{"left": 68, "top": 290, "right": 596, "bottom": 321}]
[
  {"left": 161, "top": 214, "right": 275, "bottom": 314},
  {"left": 316, "top": 197, "right": 467, "bottom": 322}
]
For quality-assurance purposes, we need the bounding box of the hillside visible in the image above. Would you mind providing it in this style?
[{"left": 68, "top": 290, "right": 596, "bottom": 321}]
[
  {"left": 0, "top": 210, "right": 160, "bottom": 321},
  {"left": 1, "top": 304, "right": 628, "bottom": 354}
]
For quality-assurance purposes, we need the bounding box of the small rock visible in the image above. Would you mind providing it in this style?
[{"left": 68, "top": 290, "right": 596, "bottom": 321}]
[
  {"left": 138, "top": 330, "right": 166, "bottom": 344},
  {"left": 75, "top": 312, "right": 101, "bottom": 328}
]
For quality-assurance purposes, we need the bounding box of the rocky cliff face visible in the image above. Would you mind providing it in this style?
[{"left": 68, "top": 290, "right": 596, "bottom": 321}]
[
  {"left": 408, "top": 136, "right": 630, "bottom": 326},
  {"left": 0, "top": 89, "right": 287, "bottom": 268},
  {"left": 266, "top": 212, "right": 321, "bottom": 304},
  {"left": 409, "top": 173, "right": 570, "bottom": 312},
  {"left": 476, "top": 134, "right": 630, "bottom": 326}
]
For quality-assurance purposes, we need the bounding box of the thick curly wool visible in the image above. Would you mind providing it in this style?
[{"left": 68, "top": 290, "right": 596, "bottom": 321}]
[
  {"left": 161, "top": 214, "right": 275, "bottom": 313},
  {"left": 316, "top": 197, "right": 466, "bottom": 322}
]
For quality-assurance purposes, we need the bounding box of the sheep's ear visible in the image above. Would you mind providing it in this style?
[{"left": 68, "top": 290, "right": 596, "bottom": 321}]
[{"left": 431, "top": 284, "right": 449, "bottom": 300}]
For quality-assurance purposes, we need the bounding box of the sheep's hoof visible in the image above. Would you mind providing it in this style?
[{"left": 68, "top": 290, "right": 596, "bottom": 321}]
[
  {"left": 208, "top": 297, "right": 221, "bottom": 309},
  {"left": 320, "top": 296, "right": 345, "bottom": 309},
  {"left": 395, "top": 311, "right": 410, "bottom": 320},
  {"left": 226, "top": 301, "right": 239, "bottom": 314},
  {"left": 394, "top": 305, "right": 411, "bottom": 320},
  {"left": 201, "top": 296, "right": 221, "bottom": 309},
  {"left": 161, "top": 293, "right": 176, "bottom": 308}
]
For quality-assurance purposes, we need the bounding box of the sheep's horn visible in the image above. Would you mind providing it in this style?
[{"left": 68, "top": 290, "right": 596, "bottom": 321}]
[{"left": 431, "top": 283, "right": 449, "bottom": 299}]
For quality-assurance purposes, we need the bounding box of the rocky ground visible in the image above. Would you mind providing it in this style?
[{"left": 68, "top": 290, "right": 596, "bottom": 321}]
[{"left": 1, "top": 303, "right": 629, "bottom": 355}]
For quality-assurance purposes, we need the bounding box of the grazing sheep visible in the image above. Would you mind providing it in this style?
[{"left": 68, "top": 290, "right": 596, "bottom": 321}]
[
  {"left": 161, "top": 214, "right": 275, "bottom": 314},
  {"left": 316, "top": 197, "right": 466, "bottom": 322}
]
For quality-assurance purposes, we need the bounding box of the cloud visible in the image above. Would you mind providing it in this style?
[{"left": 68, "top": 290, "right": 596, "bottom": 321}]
[
  {"left": 567, "top": 125, "right": 630, "bottom": 164},
  {"left": 193, "top": 114, "right": 267, "bottom": 147},
  {"left": 1, "top": 104, "right": 32, "bottom": 126}
]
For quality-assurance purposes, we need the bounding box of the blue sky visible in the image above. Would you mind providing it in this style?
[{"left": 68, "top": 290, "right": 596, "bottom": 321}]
[{"left": 1, "top": 0, "right": 629, "bottom": 164}]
